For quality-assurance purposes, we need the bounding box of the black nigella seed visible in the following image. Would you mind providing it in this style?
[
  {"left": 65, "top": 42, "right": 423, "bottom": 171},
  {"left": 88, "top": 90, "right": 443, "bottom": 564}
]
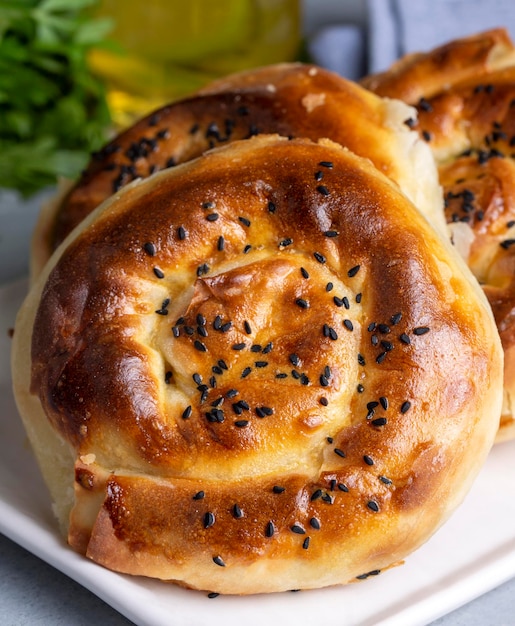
[
  {"left": 318, "top": 160, "right": 334, "bottom": 168},
  {"left": 377, "top": 324, "right": 390, "bottom": 334},
  {"left": 413, "top": 326, "right": 430, "bottom": 335},
  {"left": 317, "top": 185, "right": 330, "bottom": 196},
  {"left": 324, "top": 230, "right": 338, "bottom": 237},
  {"left": 376, "top": 352, "right": 387, "bottom": 364},
  {"left": 314, "top": 251, "right": 326, "bottom": 264},
  {"left": 202, "top": 201, "right": 215, "bottom": 209},
  {"left": 268, "top": 201, "right": 276, "bottom": 213},
  {"left": 379, "top": 396, "right": 388, "bottom": 410},
  {"left": 296, "top": 298, "right": 309, "bottom": 309},
  {"left": 358, "top": 354, "right": 366, "bottom": 366},
  {"left": 194, "top": 340, "right": 207, "bottom": 352},
  {"left": 309, "top": 517, "right": 321, "bottom": 530},
  {"left": 204, "top": 512, "right": 215, "bottom": 528},
  {"left": 320, "top": 396, "right": 329, "bottom": 406},
  {"left": 334, "top": 448, "right": 346, "bottom": 458},
  {"left": 178, "top": 226, "right": 186, "bottom": 240},
  {"left": 347, "top": 264, "right": 360, "bottom": 277},
  {"left": 357, "top": 384, "right": 364, "bottom": 393},
  {"left": 311, "top": 489, "right": 323, "bottom": 501},
  {"left": 217, "top": 236, "right": 225, "bottom": 251},
  {"left": 338, "top": 483, "right": 349, "bottom": 492},
  {"left": 232, "top": 504, "right": 243, "bottom": 518},
  {"left": 234, "top": 419, "right": 249, "bottom": 428},
  {"left": 244, "top": 321, "right": 252, "bottom": 334},
  {"left": 263, "top": 342, "right": 273, "bottom": 354},
  {"left": 279, "top": 237, "right": 293, "bottom": 248},
  {"left": 206, "top": 213, "right": 219, "bottom": 222},
  {"left": 315, "top": 170, "right": 324, "bottom": 181},
  {"left": 232, "top": 342, "right": 246, "bottom": 351},
  {"left": 241, "top": 367, "right": 252, "bottom": 378},
  {"left": 193, "top": 490, "right": 205, "bottom": 500},
  {"left": 143, "top": 242, "right": 157, "bottom": 256},
  {"left": 153, "top": 267, "right": 165, "bottom": 279},
  {"left": 301, "top": 267, "right": 310, "bottom": 279},
  {"left": 238, "top": 216, "right": 251, "bottom": 227},
  {"left": 320, "top": 374, "right": 329, "bottom": 387},
  {"left": 356, "top": 569, "right": 381, "bottom": 580},
  {"left": 400, "top": 401, "right": 412, "bottom": 414},
  {"left": 367, "top": 500, "right": 379, "bottom": 512},
  {"left": 289, "top": 353, "right": 300, "bottom": 366},
  {"left": 254, "top": 360, "right": 268, "bottom": 368},
  {"left": 326, "top": 282, "right": 334, "bottom": 292},
  {"left": 356, "top": 293, "right": 362, "bottom": 303},
  {"left": 323, "top": 325, "right": 338, "bottom": 340},
  {"left": 379, "top": 475, "right": 392, "bottom": 485},
  {"left": 371, "top": 417, "right": 387, "bottom": 427},
  {"left": 208, "top": 592, "right": 219, "bottom": 599},
  {"left": 265, "top": 521, "right": 275, "bottom": 537},
  {"left": 291, "top": 524, "right": 305, "bottom": 535},
  {"left": 273, "top": 485, "right": 285, "bottom": 494},
  {"left": 363, "top": 455, "right": 374, "bottom": 466},
  {"left": 343, "top": 319, "right": 354, "bottom": 331},
  {"left": 182, "top": 405, "right": 192, "bottom": 420},
  {"left": 391, "top": 312, "right": 402, "bottom": 325},
  {"left": 399, "top": 333, "right": 411, "bottom": 345},
  {"left": 302, "top": 537, "right": 310, "bottom": 550},
  {"left": 213, "top": 556, "right": 225, "bottom": 567}
]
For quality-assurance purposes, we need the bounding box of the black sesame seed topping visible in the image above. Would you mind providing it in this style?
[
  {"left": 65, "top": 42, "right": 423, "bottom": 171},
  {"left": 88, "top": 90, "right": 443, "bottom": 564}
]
[
  {"left": 326, "top": 282, "right": 333, "bottom": 292},
  {"left": 379, "top": 475, "right": 392, "bottom": 485},
  {"left": 244, "top": 320, "right": 252, "bottom": 334},
  {"left": 300, "top": 267, "right": 310, "bottom": 279},
  {"left": 367, "top": 500, "right": 379, "bottom": 512},
  {"left": 324, "top": 230, "right": 338, "bottom": 237},
  {"left": 204, "top": 512, "right": 215, "bottom": 528},
  {"left": 153, "top": 267, "right": 165, "bottom": 279},
  {"left": 193, "top": 490, "right": 205, "bottom": 500},
  {"left": 302, "top": 537, "right": 310, "bottom": 550},
  {"left": 182, "top": 405, "right": 192, "bottom": 420},
  {"left": 143, "top": 242, "right": 157, "bottom": 256},
  {"left": 268, "top": 201, "right": 276, "bottom": 213},
  {"left": 273, "top": 485, "right": 285, "bottom": 494},
  {"left": 289, "top": 353, "right": 300, "bottom": 366},
  {"left": 295, "top": 298, "right": 309, "bottom": 309},
  {"left": 376, "top": 351, "right": 387, "bottom": 364},
  {"left": 194, "top": 340, "right": 207, "bottom": 352},
  {"left": 318, "top": 161, "right": 334, "bottom": 168},
  {"left": 213, "top": 555, "right": 225, "bottom": 567},
  {"left": 238, "top": 216, "right": 251, "bottom": 227},
  {"left": 400, "top": 401, "right": 411, "bottom": 414},
  {"left": 334, "top": 448, "right": 346, "bottom": 458},
  {"left": 217, "top": 236, "right": 225, "bottom": 251},
  {"left": 343, "top": 319, "right": 354, "bottom": 331},
  {"left": 177, "top": 226, "right": 186, "bottom": 240},
  {"left": 314, "top": 251, "right": 326, "bottom": 264},
  {"left": 399, "top": 333, "right": 411, "bottom": 345},
  {"left": 265, "top": 521, "right": 275, "bottom": 537},
  {"left": 391, "top": 312, "right": 402, "bottom": 325},
  {"left": 241, "top": 367, "right": 252, "bottom": 378},
  {"left": 291, "top": 524, "right": 306, "bottom": 535},
  {"left": 347, "top": 264, "right": 360, "bottom": 277},
  {"left": 413, "top": 326, "right": 430, "bottom": 335},
  {"left": 309, "top": 517, "right": 321, "bottom": 530},
  {"left": 371, "top": 417, "right": 387, "bottom": 427},
  {"left": 232, "top": 504, "right": 243, "bottom": 519},
  {"left": 363, "top": 455, "right": 374, "bottom": 466},
  {"left": 317, "top": 185, "right": 330, "bottom": 196}
]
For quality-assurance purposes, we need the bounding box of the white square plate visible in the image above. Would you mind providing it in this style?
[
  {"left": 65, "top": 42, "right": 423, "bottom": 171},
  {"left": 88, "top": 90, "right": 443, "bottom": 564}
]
[{"left": 1, "top": 279, "right": 514, "bottom": 626}]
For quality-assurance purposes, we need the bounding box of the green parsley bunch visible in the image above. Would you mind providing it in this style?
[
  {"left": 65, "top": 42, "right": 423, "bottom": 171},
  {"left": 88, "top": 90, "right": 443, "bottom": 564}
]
[{"left": 0, "top": 0, "right": 112, "bottom": 196}]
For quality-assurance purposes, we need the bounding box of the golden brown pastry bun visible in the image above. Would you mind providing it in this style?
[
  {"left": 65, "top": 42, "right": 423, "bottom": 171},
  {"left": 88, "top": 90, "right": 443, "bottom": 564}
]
[
  {"left": 31, "top": 63, "right": 443, "bottom": 279},
  {"left": 363, "top": 28, "right": 515, "bottom": 442},
  {"left": 12, "top": 135, "right": 503, "bottom": 594}
]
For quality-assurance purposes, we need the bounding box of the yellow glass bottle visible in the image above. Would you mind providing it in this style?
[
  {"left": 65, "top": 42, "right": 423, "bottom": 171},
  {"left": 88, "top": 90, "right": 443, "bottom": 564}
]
[{"left": 89, "top": 0, "right": 301, "bottom": 128}]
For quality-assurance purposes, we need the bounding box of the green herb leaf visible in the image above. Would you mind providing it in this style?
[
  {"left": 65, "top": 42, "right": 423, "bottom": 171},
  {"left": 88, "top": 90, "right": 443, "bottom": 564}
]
[{"left": 0, "top": 0, "right": 111, "bottom": 196}]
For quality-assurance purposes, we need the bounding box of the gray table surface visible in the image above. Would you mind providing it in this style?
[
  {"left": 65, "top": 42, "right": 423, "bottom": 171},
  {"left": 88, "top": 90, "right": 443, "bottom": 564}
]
[{"left": 1, "top": 118, "right": 515, "bottom": 626}]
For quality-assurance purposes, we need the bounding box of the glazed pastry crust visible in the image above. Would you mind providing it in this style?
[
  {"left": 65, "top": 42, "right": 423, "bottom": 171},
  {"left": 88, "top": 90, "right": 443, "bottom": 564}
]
[
  {"left": 12, "top": 136, "right": 503, "bottom": 594},
  {"left": 363, "top": 28, "right": 515, "bottom": 441}
]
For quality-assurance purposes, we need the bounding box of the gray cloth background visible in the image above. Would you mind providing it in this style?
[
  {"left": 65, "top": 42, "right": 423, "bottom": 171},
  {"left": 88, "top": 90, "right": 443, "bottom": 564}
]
[{"left": 308, "top": 0, "right": 515, "bottom": 78}]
